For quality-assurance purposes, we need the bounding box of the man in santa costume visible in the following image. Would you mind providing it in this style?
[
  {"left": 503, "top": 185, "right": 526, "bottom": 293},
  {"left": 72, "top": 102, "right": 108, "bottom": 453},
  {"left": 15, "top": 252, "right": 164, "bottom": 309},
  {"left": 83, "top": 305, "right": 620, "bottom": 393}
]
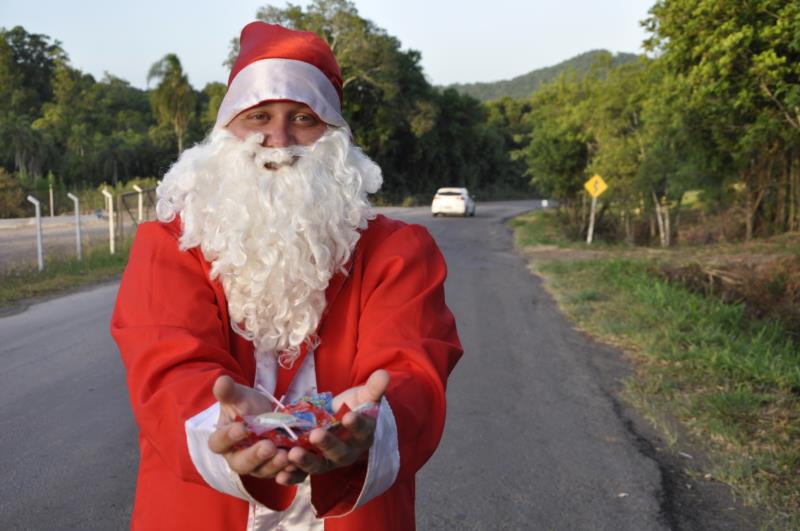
[{"left": 111, "top": 21, "right": 462, "bottom": 530}]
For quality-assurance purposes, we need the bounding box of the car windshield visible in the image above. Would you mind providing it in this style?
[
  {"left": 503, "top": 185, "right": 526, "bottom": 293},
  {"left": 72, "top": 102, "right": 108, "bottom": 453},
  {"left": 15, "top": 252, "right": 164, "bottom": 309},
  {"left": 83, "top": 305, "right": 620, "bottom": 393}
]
[{"left": 437, "top": 191, "right": 463, "bottom": 196}]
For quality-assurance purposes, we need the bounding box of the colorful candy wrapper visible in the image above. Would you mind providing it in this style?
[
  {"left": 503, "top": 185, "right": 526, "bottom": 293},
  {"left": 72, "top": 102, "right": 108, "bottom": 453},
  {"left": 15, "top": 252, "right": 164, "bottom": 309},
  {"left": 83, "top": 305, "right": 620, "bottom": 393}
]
[{"left": 234, "top": 392, "right": 380, "bottom": 454}]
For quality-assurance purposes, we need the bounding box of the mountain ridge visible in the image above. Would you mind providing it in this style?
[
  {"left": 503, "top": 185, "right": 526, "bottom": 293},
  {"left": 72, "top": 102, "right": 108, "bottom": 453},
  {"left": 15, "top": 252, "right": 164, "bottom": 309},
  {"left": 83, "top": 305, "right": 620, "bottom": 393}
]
[{"left": 445, "top": 50, "right": 640, "bottom": 101}]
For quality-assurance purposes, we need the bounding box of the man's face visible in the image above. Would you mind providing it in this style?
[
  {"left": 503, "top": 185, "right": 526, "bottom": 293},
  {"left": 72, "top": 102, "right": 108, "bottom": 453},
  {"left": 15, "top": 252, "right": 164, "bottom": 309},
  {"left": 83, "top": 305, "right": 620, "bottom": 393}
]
[{"left": 226, "top": 100, "right": 328, "bottom": 148}]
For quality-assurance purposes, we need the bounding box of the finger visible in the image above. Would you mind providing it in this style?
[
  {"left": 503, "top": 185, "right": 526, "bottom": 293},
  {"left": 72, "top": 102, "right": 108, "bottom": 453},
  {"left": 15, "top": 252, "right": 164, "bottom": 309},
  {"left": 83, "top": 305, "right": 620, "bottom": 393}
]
[
  {"left": 249, "top": 447, "right": 291, "bottom": 478},
  {"left": 208, "top": 422, "right": 248, "bottom": 454},
  {"left": 331, "top": 388, "right": 357, "bottom": 413},
  {"left": 275, "top": 468, "right": 309, "bottom": 485},
  {"left": 357, "top": 369, "right": 390, "bottom": 405},
  {"left": 227, "top": 440, "right": 279, "bottom": 475},
  {"left": 331, "top": 370, "right": 391, "bottom": 412},
  {"left": 213, "top": 375, "right": 274, "bottom": 415},
  {"left": 342, "top": 411, "right": 376, "bottom": 443},
  {"left": 287, "top": 446, "right": 331, "bottom": 475},
  {"left": 213, "top": 375, "right": 241, "bottom": 404},
  {"left": 308, "top": 428, "right": 353, "bottom": 465}
]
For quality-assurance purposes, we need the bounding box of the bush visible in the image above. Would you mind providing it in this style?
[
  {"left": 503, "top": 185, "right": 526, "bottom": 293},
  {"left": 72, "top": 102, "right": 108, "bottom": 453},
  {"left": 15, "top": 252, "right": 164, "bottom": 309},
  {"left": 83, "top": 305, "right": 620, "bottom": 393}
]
[
  {"left": 657, "top": 255, "right": 800, "bottom": 338},
  {"left": 0, "top": 169, "right": 26, "bottom": 218}
]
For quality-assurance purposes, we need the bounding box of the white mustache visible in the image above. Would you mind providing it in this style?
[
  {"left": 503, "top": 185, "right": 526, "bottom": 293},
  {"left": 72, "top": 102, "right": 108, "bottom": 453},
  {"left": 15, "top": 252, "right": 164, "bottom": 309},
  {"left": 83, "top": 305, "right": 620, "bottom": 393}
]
[{"left": 244, "top": 133, "right": 309, "bottom": 170}]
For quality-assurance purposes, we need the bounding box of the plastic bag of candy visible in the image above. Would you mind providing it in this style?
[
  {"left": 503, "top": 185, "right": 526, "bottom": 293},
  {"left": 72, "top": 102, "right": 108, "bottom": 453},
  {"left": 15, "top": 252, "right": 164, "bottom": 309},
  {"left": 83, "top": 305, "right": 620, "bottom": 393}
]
[{"left": 235, "top": 391, "right": 379, "bottom": 453}]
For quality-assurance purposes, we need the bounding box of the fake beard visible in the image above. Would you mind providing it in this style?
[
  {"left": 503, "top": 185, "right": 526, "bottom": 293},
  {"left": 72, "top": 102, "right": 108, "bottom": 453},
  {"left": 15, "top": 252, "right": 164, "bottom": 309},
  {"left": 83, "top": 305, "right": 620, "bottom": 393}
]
[{"left": 155, "top": 128, "right": 382, "bottom": 366}]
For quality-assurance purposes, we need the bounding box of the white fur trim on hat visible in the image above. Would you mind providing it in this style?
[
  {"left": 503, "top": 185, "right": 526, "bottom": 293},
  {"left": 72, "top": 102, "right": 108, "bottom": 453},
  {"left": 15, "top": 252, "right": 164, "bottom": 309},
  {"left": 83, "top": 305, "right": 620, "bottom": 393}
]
[{"left": 215, "top": 58, "right": 347, "bottom": 129}]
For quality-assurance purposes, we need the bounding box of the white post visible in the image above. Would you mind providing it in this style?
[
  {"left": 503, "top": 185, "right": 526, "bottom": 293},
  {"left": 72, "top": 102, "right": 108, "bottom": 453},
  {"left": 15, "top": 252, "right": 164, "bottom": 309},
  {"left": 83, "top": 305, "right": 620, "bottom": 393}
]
[
  {"left": 586, "top": 196, "right": 598, "bottom": 244},
  {"left": 102, "top": 188, "right": 115, "bottom": 255},
  {"left": 541, "top": 199, "right": 549, "bottom": 208},
  {"left": 67, "top": 192, "right": 82, "bottom": 260},
  {"left": 132, "top": 184, "right": 143, "bottom": 221},
  {"left": 49, "top": 183, "right": 54, "bottom": 217},
  {"left": 27, "top": 195, "right": 44, "bottom": 271}
]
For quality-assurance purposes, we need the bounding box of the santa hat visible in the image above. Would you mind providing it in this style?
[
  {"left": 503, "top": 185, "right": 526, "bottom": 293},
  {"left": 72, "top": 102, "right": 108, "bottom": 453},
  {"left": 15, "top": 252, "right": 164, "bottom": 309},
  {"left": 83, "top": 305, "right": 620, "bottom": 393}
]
[{"left": 215, "top": 22, "right": 346, "bottom": 129}]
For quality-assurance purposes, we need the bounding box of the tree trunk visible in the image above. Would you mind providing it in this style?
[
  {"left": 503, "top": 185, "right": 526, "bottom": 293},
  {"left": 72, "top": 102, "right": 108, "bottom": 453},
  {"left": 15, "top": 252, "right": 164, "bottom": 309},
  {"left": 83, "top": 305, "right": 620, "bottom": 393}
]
[
  {"left": 651, "top": 189, "right": 667, "bottom": 247},
  {"left": 743, "top": 162, "right": 770, "bottom": 241},
  {"left": 581, "top": 193, "right": 587, "bottom": 233},
  {"left": 745, "top": 188, "right": 753, "bottom": 241},
  {"left": 624, "top": 209, "right": 634, "bottom": 244},
  {"left": 672, "top": 194, "right": 683, "bottom": 245},
  {"left": 775, "top": 156, "right": 788, "bottom": 234},
  {"left": 176, "top": 124, "right": 184, "bottom": 155},
  {"left": 14, "top": 149, "right": 24, "bottom": 174},
  {"left": 649, "top": 206, "right": 657, "bottom": 242},
  {"left": 790, "top": 149, "right": 799, "bottom": 232}
]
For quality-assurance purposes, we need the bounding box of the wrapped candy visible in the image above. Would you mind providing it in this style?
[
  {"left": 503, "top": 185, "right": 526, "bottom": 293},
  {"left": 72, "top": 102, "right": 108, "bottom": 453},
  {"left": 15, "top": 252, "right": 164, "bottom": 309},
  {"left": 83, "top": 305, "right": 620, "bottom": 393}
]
[{"left": 234, "top": 391, "right": 379, "bottom": 453}]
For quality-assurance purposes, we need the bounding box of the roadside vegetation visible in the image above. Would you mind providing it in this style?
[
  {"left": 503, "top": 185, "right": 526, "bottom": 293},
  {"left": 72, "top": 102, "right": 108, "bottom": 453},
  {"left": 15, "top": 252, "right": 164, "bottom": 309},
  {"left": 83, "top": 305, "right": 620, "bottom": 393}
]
[
  {"left": 0, "top": 242, "right": 130, "bottom": 310},
  {"left": 511, "top": 209, "right": 800, "bottom": 529}
]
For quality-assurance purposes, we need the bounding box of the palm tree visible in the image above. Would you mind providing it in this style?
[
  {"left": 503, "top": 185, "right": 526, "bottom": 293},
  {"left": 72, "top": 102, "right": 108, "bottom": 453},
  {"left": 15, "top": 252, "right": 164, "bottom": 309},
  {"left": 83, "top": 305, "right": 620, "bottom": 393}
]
[{"left": 147, "top": 54, "right": 195, "bottom": 154}]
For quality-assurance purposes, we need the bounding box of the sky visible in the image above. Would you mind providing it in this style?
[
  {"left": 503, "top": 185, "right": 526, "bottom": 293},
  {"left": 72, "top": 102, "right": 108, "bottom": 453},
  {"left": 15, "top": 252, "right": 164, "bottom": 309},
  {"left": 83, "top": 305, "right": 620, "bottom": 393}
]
[{"left": 1, "top": 0, "right": 655, "bottom": 90}]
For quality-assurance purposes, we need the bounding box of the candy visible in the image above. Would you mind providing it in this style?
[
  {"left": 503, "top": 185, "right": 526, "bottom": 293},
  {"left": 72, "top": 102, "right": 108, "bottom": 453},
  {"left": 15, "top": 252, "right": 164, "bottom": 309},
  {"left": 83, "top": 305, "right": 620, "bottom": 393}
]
[{"left": 234, "top": 392, "right": 368, "bottom": 453}]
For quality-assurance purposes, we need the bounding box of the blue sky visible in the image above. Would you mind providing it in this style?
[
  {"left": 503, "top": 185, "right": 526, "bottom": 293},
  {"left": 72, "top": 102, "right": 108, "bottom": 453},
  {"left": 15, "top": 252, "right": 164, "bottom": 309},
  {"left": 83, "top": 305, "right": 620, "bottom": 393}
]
[{"left": 1, "top": 0, "right": 655, "bottom": 89}]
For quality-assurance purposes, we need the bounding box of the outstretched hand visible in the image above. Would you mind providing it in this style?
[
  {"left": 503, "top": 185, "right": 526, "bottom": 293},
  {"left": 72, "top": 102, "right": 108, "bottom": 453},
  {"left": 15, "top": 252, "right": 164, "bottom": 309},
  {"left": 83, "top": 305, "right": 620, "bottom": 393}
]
[
  {"left": 276, "top": 369, "right": 390, "bottom": 485},
  {"left": 207, "top": 375, "right": 291, "bottom": 479}
]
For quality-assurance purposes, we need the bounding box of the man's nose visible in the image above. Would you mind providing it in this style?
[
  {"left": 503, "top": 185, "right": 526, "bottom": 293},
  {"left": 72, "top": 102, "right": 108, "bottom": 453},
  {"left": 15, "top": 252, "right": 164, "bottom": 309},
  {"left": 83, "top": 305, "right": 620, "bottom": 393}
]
[{"left": 263, "top": 120, "right": 294, "bottom": 148}]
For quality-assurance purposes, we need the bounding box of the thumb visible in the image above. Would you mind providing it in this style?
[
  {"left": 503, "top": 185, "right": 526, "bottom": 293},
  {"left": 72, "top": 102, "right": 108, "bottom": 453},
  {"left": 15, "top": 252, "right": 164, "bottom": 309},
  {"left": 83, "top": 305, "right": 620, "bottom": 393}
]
[
  {"left": 358, "top": 369, "right": 390, "bottom": 405},
  {"left": 214, "top": 375, "right": 275, "bottom": 416},
  {"left": 213, "top": 375, "right": 243, "bottom": 405}
]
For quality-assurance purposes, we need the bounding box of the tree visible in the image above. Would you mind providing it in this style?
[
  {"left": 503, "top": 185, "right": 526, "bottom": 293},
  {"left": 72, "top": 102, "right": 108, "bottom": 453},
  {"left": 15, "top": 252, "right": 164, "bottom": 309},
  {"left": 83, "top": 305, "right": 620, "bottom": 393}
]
[
  {"left": 199, "top": 82, "right": 227, "bottom": 133},
  {"left": 585, "top": 62, "right": 651, "bottom": 243},
  {"left": 484, "top": 97, "right": 533, "bottom": 194},
  {"left": 0, "top": 26, "right": 65, "bottom": 115},
  {"left": 644, "top": 0, "right": 800, "bottom": 239},
  {"left": 0, "top": 168, "right": 25, "bottom": 218},
  {"left": 519, "top": 73, "right": 594, "bottom": 231},
  {"left": 147, "top": 54, "right": 196, "bottom": 154},
  {"left": 0, "top": 26, "right": 64, "bottom": 178}
]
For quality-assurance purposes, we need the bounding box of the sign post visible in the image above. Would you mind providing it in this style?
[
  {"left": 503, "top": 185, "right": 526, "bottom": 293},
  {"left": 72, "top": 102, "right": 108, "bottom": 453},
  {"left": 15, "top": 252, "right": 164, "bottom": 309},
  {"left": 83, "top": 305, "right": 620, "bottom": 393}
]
[{"left": 584, "top": 175, "right": 608, "bottom": 244}]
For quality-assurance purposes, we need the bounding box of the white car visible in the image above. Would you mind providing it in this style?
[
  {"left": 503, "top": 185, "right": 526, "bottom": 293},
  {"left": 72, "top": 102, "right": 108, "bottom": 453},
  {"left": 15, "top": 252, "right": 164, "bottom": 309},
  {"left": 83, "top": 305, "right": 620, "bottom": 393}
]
[{"left": 431, "top": 187, "right": 476, "bottom": 217}]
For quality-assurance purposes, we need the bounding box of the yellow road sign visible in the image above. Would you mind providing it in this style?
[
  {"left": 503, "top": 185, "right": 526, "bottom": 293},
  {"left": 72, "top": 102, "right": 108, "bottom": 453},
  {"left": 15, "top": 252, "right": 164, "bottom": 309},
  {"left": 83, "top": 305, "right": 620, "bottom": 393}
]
[{"left": 584, "top": 175, "right": 608, "bottom": 198}]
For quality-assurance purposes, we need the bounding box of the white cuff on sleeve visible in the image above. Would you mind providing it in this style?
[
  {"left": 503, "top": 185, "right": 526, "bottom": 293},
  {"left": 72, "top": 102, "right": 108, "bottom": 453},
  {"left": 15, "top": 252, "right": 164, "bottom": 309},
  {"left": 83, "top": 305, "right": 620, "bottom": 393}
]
[
  {"left": 184, "top": 402, "right": 255, "bottom": 503},
  {"left": 352, "top": 396, "right": 400, "bottom": 509}
]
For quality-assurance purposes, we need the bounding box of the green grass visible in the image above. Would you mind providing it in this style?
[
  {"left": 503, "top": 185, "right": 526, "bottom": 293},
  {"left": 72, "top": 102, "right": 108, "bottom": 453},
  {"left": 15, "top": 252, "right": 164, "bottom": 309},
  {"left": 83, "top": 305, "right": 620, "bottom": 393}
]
[
  {"left": 512, "top": 210, "right": 800, "bottom": 529},
  {"left": 509, "top": 209, "right": 575, "bottom": 247},
  {"left": 0, "top": 242, "right": 131, "bottom": 308}
]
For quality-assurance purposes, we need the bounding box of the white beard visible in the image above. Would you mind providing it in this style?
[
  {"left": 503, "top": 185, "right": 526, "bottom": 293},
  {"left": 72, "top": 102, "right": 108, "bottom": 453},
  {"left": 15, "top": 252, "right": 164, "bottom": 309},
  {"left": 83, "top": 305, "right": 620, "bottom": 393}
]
[{"left": 155, "top": 127, "right": 382, "bottom": 366}]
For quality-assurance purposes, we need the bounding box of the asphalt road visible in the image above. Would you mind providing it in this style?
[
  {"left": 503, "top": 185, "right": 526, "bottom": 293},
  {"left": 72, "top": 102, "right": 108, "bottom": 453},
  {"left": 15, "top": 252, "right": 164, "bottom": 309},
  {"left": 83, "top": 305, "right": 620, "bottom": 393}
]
[
  {"left": 0, "top": 201, "right": 749, "bottom": 529},
  {"left": 410, "top": 203, "right": 666, "bottom": 530}
]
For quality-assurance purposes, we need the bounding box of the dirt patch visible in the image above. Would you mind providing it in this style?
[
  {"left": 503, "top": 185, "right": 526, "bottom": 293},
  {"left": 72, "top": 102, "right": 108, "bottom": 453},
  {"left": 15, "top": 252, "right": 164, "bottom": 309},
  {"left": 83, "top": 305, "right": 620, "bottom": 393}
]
[{"left": 519, "top": 244, "right": 609, "bottom": 262}]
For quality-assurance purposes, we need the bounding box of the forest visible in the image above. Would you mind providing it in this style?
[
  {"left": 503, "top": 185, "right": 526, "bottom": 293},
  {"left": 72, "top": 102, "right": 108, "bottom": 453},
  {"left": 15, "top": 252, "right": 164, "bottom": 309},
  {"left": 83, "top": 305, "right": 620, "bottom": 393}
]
[{"left": 2, "top": 0, "right": 799, "bottom": 247}]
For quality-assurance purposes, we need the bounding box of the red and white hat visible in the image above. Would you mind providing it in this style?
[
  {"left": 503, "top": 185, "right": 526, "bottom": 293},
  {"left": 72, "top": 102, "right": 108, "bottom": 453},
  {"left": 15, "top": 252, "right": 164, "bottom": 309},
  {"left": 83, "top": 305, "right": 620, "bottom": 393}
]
[{"left": 215, "top": 22, "right": 346, "bottom": 129}]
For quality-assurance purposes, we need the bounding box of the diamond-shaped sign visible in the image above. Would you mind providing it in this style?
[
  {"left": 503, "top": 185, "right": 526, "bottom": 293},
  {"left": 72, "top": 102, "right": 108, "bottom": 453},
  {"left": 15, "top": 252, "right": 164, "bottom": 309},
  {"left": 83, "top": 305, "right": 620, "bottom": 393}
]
[{"left": 584, "top": 175, "right": 608, "bottom": 198}]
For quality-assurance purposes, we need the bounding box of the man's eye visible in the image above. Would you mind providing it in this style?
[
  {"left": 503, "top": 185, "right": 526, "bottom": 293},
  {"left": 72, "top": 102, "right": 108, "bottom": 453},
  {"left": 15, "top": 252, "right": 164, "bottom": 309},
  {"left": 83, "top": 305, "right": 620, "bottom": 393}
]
[
  {"left": 294, "top": 114, "right": 315, "bottom": 124},
  {"left": 249, "top": 113, "right": 268, "bottom": 120}
]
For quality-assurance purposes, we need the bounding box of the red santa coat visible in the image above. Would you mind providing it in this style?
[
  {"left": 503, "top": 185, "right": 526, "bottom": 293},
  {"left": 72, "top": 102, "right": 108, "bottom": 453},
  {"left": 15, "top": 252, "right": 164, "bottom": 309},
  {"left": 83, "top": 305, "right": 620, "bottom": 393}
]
[{"left": 111, "top": 214, "right": 462, "bottom": 530}]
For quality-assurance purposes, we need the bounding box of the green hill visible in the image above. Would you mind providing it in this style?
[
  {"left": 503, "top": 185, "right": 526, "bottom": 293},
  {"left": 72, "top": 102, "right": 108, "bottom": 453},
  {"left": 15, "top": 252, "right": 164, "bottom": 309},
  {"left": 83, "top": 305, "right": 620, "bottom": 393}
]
[{"left": 446, "top": 50, "right": 640, "bottom": 101}]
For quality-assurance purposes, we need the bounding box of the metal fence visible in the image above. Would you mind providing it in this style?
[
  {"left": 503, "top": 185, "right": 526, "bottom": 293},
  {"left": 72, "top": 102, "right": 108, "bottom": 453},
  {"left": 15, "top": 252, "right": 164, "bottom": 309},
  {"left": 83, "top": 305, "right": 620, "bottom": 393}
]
[{"left": 116, "top": 187, "right": 157, "bottom": 244}]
